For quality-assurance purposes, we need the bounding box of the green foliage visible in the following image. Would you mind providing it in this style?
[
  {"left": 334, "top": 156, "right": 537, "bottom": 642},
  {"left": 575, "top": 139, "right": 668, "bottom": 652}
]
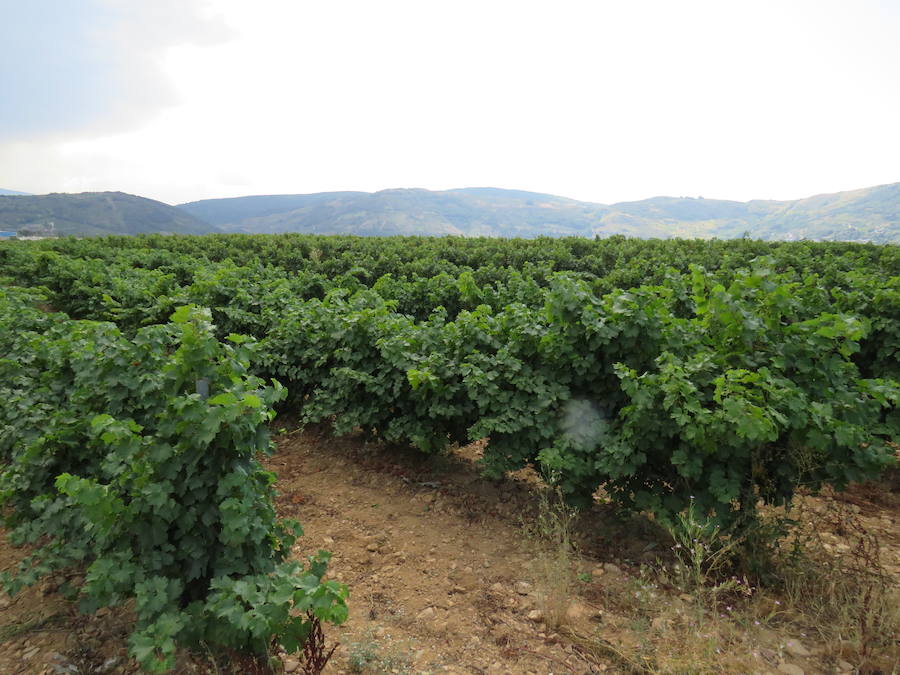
[
  {"left": 0, "top": 289, "right": 347, "bottom": 671},
  {"left": 583, "top": 263, "right": 898, "bottom": 528},
  {"left": 2, "top": 233, "right": 897, "bottom": 543}
]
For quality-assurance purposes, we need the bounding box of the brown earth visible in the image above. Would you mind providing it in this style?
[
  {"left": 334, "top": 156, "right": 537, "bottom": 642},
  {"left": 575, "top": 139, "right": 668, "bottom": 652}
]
[{"left": 0, "top": 429, "right": 897, "bottom": 674}]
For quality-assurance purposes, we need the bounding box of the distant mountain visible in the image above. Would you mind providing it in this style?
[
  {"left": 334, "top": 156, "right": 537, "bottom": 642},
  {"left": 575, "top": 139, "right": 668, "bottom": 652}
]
[
  {"left": 178, "top": 183, "right": 900, "bottom": 243},
  {"left": 179, "top": 188, "right": 671, "bottom": 238},
  {"left": 4, "top": 184, "right": 897, "bottom": 241},
  {"left": 0, "top": 188, "right": 31, "bottom": 196},
  {"left": 745, "top": 183, "right": 900, "bottom": 242},
  {"left": 0, "top": 191, "right": 216, "bottom": 236},
  {"left": 599, "top": 183, "right": 900, "bottom": 243},
  {"left": 180, "top": 192, "right": 367, "bottom": 228}
]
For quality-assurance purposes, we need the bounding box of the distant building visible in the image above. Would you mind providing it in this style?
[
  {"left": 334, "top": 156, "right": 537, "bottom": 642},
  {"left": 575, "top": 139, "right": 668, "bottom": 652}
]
[{"left": 16, "top": 221, "right": 56, "bottom": 238}]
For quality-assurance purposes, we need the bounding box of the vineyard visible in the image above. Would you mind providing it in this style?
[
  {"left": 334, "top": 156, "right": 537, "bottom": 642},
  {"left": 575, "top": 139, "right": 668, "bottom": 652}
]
[{"left": 0, "top": 234, "right": 898, "bottom": 672}]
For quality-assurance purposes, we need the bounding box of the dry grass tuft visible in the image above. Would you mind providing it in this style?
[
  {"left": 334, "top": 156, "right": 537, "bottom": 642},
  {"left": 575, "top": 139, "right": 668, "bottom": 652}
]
[{"left": 522, "top": 487, "right": 581, "bottom": 631}]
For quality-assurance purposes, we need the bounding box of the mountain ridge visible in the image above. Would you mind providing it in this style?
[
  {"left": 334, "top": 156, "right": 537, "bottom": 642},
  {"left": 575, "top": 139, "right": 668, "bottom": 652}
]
[
  {"left": 1, "top": 183, "right": 898, "bottom": 242},
  {"left": 178, "top": 183, "right": 900, "bottom": 243}
]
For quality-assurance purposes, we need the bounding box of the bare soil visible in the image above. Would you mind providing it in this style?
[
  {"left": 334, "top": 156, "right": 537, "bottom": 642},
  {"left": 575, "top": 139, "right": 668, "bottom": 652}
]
[{"left": 0, "top": 429, "right": 897, "bottom": 674}]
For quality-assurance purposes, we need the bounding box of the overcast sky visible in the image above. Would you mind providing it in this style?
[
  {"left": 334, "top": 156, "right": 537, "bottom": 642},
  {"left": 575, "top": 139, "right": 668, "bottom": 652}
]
[{"left": 1, "top": 0, "right": 899, "bottom": 205}]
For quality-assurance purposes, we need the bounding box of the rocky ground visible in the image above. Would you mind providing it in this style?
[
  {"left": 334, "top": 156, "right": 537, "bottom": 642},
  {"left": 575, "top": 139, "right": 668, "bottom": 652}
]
[{"left": 0, "top": 428, "right": 897, "bottom": 674}]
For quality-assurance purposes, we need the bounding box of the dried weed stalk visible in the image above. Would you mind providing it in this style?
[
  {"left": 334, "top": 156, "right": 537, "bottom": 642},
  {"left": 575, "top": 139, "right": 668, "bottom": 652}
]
[{"left": 523, "top": 486, "right": 580, "bottom": 631}]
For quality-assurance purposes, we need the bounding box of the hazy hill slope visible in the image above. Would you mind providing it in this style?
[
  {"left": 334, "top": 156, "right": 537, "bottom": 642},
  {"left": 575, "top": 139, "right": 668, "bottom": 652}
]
[
  {"left": 183, "top": 190, "right": 465, "bottom": 236},
  {"left": 594, "top": 185, "right": 900, "bottom": 243},
  {"left": 0, "top": 192, "right": 215, "bottom": 236},
  {"left": 0, "top": 188, "right": 31, "bottom": 196},
  {"left": 179, "top": 188, "right": 671, "bottom": 238},
  {"left": 178, "top": 183, "right": 900, "bottom": 242},
  {"left": 179, "top": 192, "right": 367, "bottom": 227},
  {"left": 754, "top": 182, "right": 900, "bottom": 242},
  {"left": 4, "top": 183, "right": 895, "bottom": 240}
]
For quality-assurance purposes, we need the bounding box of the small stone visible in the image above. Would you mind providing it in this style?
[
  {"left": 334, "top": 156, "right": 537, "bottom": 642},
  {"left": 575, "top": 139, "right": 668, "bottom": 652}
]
[
  {"left": 777, "top": 664, "right": 804, "bottom": 675},
  {"left": 450, "top": 568, "right": 479, "bottom": 590},
  {"left": 784, "top": 640, "right": 810, "bottom": 658},
  {"left": 591, "top": 567, "right": 605, "bottom": 579},
  {"left": 322, "top": 536, "right": 334, "bottom": 545},
  {"left": 417, "top": 607, "right": 436, "bottom": 621},
  {"left": 603, "top": 563, "right": 621, "bottom": 574},
  {"left": 283, "top": 658, "right": 300, "bottom": 673},
  {"left": 527, "top": 609, "right": 543, "bottom": 622},
  {"left": 836, "top": 660, "right": 853, "bottom": 672},
  {"left": 490, "top": 582, "right": 504, "bottom": 592},
  {"left": 366, "top": 542, "right": 379, "bottom": 552},
  {"left": 515, "top": 581, "right": 532, "bottom": 595}
]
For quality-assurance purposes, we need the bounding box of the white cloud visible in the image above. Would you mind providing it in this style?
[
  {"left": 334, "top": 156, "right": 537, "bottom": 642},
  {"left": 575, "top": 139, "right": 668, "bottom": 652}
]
[
  {"left": 0, "top": 0, "right": 231, "bottom": 142},
  {"left": 1, "top": 0, "right": 898, "bottom": 204}
]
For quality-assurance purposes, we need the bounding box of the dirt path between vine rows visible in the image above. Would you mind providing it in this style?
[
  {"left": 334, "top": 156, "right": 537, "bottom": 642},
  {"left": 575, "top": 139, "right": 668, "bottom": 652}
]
[
  {"left": 268, "top": 430, "right": 610, "bottom": 675},
  {"left": 0, "top": 429, "right": 897, "bottom": 674}
]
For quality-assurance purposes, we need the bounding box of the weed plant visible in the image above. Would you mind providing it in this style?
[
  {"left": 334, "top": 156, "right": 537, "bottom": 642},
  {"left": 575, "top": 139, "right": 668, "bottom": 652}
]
[{"left": 522, "top": 485, "right": 580, "bottom": 630}]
